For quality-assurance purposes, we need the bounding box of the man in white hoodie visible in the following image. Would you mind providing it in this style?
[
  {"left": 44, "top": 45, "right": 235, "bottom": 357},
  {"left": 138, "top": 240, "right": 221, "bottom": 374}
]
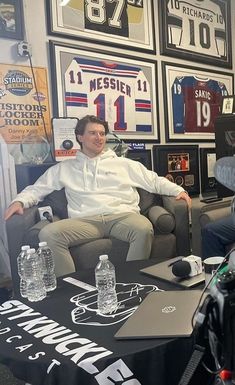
[{"left": 5, "top": 115, "right": 191, "bottom": 277}]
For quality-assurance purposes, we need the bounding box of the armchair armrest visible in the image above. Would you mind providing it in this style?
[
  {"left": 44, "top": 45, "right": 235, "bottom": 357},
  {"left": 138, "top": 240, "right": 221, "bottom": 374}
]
[
  {"left": 162, "top": 196, "right": 190, "bottom": 256},
  {"left": 148, "top": 206, "right": 175, "bottom": 234},
  {"left": 191, "top": 197, "right": 232, "bottom": 257},
  {"left": 6, "top": 206, "right": 39, "bottom": 295}
]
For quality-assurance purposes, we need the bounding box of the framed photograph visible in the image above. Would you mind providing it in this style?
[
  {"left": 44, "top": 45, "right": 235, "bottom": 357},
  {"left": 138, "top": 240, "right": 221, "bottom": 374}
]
[
  {"left": 46, "top": 0, "right": 156, "bottom": 54},
  {"left": 162, "top": 62, "right": 234, "bottom": 142},
  {"left": 127, "top": 149, "right": 152, "bottom": 170},
  {"left": 221, "top": 95, "right": 235, "bottom": 114},
  {"left": 200, "top": 148, "right": 217, "bottom": 194},
  {"left": 49, "top": 40, "right": 160, "bottom": 142},
  {"left": 152, "top": 145, "right": 200, "bottom": 196},
  {"left": 159, "top": 0, "right": 232, "bottom": 68},
  {"left": 0, "top": 0, "right": 24, "bottom": 40}
]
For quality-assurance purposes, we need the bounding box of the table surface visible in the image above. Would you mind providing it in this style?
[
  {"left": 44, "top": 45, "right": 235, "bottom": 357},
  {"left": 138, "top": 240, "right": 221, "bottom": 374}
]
[{"left": 0, "top": 260, "right": 197, "bottom": 385}]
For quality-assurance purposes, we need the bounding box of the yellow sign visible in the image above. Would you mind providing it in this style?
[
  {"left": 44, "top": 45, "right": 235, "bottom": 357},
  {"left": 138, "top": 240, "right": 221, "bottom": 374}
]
[{"left": 0, "top": 63, "right": 51, "bottom": 144}]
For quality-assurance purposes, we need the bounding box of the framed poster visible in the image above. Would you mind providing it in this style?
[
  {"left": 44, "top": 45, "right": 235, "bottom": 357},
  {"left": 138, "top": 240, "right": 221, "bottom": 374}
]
[
  {"left": 49, "top": 40, "right": 160, "bottom": 142},
  {"left": 152, "top": 145, "right": 200, "bottom": 196},
  {"left": 159, "top": 0, "right": 232, "bottom": 68},
  {"left": 0, "top": 64, "right": 51, "bottom": 145},
  {"left": 0, "top": 0, "right": 24, "bottom": 40},
  {"left": 127, "top": 149, "right": 152, "bottom": 170},
  {"left": 162, "top": 62, "right": 234, "bottom": 142},
  {"left": 200, "top": 148, "right": 217, "bottom": 194},
  {"left": 46, "top": 0, "right": 156, "bottom": 54}
]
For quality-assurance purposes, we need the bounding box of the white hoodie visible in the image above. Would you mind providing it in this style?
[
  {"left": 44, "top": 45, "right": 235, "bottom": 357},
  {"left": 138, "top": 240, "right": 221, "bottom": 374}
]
[{"left": 14, "top": 149, "right": 185, "bottom": 218}]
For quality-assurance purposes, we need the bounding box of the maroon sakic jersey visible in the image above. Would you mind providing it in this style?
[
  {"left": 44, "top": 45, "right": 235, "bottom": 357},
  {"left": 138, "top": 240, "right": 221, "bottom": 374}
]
[{"left": 172, "top": 76, "right": 228, "bottom": 133}]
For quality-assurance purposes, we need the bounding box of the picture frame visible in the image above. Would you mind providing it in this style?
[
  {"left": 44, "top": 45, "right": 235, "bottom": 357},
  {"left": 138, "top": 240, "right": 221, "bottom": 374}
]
[
  {"left": 51, "top": 117, "right": 80, "bottom": 161},
  {"left": 127, "top": 149, "right": 152, "bottom": 170},
  {"left": 159, "top": 0, "right": 232, "bottom": 68},
  {"left": 0, "top": 0, "right": 24, "bottom": 40},
  {"left": 221, "top": 95, "right": 235, "bottom": 114},
  {"left": 49, "top": 40, "right": 160, "bottom": 142},
  {"left": 46, "top": 0, "right": 156, "bottom": 54},
  {"left": 199, "top": 148, "right": 217, "bottom": 195},
  {"left": 162, "top": 62, "right": 234, "bottom": 142},
  {"left": 152, "top": 145, "right": 200, "bottom": 196}
]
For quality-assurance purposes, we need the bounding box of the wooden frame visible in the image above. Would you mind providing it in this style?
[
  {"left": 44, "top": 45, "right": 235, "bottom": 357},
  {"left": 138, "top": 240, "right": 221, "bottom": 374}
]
[
  {"left": 159, "top": 0, "right": 232, "bottom": 68},
  {"left": 127, "top": 149, "right": 152, "bottom": 170},
  {"left": 152, "top": 145, "right": 200, "bottom": 196},
  {"left": 46, "top": 0, "right": 156, "bottom": 54},
  {"left": 49, "top": 40, "right": 160, "bottom": 142},
  {"left": 0, "top": 0, "right": 24, "bottom": 40},
  {"left": 200, "top": 148, "right": 217, "bottom": 194},
  {"left": 162, "top": 62, "right": 234, "bottom": 142}
]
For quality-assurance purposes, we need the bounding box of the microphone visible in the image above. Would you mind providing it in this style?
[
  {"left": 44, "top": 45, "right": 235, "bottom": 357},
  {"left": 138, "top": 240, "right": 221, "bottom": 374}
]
[
  {"left": 172, "top": 260, "right": 191, "bottom": 278},
  {"left": 42, "top": 211, "right": 53, "bottom": 223},
  {"left": 171, "top": 256, "right": 203, "bottom": 278},
  {"left": 38, "top": 206, "right": 53, "bottom": 223}
]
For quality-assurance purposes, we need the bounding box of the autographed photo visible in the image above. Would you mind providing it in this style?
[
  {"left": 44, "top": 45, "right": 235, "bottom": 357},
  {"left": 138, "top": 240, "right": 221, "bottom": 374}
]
[
  {"left": 50, "top": 41, "right": 159, "bottom": 141},
  {"left": 163, "top": 62, "right": 234, "bottom": 142}
]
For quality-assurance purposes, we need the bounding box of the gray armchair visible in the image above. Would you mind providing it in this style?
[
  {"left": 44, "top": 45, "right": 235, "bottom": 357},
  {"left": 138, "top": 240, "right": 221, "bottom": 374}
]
[
  {"left": 191, "top": 197, "right": 233, "bottom": 257},
  {"left": 6, "top": 188, "right": 191, "bottom": 295}
]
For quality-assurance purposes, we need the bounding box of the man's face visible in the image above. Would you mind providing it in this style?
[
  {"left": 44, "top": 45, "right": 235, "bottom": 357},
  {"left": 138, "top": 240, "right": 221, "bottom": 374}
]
[{"left": 78, "top": 122, "right": 106, "bottom": 158}]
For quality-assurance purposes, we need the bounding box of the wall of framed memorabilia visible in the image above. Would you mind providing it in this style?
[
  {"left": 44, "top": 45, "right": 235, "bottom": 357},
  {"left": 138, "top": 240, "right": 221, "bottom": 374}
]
[{"left": 0, "top": 0, "right": 235, "bottom": 198}]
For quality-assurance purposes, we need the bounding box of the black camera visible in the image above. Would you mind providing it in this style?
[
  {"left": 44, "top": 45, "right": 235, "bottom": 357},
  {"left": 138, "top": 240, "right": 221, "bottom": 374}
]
[{"left": 179, "top": 268, "right": 235, "bottom": 385}]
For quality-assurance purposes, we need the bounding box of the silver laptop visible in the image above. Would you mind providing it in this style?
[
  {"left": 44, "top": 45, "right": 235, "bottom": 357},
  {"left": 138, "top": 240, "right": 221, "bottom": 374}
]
[
  {"left": 140, "top": 257, "right": 205, "bottom": 288},
  {"left": 115, "top": 290, "right": 203, "bottom": 340}
]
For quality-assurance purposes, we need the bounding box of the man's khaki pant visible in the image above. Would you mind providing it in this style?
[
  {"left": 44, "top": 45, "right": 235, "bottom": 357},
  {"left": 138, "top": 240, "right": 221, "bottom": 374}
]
[{"left": 39, "top": 212, "right": 154, "bottom": 277}]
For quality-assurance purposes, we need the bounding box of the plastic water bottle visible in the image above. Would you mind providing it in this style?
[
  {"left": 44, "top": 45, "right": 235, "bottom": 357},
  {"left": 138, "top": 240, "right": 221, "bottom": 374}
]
[
  {"left": 17, "top": 245, "right": 30, "bottom": 298},
  {"left": 37, "top": 242, "right": 57, "bottom": 292},
  {"left": 24, "top": 248, "right": 46, "bottom": 302},
  {"left": 95, "top": 255, "right": 118, "bottom": 314}
]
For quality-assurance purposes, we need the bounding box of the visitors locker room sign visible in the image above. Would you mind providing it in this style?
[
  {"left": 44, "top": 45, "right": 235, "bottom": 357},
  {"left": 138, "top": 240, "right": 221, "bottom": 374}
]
[{"left": 0, "top": 64, "right": 51, "bottom": 144}]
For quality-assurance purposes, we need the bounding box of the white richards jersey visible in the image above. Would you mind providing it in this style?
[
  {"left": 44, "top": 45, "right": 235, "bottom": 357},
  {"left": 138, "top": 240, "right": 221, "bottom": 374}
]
[
  {"left": 64, "top": 57, "right": 152, "bottom": 133},
  {"left": 167, "top": 0, "right": 226, "bottom": 57}
]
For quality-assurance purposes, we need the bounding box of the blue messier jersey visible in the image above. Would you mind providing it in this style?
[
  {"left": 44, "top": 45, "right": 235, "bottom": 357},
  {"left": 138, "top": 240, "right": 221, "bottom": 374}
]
[{"left": 172, "top": 76, "right": 228, "bottom": 134}]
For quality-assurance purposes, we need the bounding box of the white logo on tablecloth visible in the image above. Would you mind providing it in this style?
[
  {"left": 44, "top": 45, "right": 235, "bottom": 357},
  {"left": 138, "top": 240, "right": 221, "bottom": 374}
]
[{"left": 70, "top": 282, "right": 160, "bottom": 326}]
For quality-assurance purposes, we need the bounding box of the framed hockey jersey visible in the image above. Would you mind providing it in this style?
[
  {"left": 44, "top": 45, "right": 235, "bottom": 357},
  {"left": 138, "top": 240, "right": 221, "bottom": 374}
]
[
  {"left": 49, "top": 40, "right": 160, "bottom": 142},
  {"left": 46, "top": 0, "right": 156, "bottom": 54},
  {"left": 159, "top": 0, "right": 232, "bottom": 68},
  {"left": 162, "top": 62, "right": 234, "bottom": 142}
]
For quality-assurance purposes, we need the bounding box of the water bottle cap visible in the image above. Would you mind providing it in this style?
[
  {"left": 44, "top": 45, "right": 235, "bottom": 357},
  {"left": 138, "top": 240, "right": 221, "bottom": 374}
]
[
  {"left": 38, "top": 241, "right": 47, "bottom": 247},
  {"left": 99, "top": 254, "right": 108, "bottom": 261},
  {"left": 21, "top": 245, "right": 30, "bottom": 251}
]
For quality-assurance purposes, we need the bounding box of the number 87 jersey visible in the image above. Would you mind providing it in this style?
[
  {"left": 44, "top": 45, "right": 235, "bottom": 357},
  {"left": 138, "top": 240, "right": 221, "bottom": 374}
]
[{"left": 64, "top": 57, "right": 152, "bottom": 134}]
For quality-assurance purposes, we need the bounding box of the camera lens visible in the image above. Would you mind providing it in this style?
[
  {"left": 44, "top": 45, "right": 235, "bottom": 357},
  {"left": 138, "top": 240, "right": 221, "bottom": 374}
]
[{"left": 216, "top": 270, "right": 235, "bottom": 291}]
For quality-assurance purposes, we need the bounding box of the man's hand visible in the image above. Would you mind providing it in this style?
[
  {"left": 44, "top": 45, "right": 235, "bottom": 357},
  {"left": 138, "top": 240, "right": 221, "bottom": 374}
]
[
  {"left": 4, "top": 201, "right": 24, "bottom": 220},
  {"left": 175, "top": 191, "right": 192, "bottom": 208}
]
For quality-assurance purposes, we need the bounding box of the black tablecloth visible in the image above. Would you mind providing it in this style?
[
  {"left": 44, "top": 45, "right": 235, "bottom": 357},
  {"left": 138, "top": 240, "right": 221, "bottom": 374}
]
[{"left": 0, "top": 260, "right": 195, "bottom": 385}]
